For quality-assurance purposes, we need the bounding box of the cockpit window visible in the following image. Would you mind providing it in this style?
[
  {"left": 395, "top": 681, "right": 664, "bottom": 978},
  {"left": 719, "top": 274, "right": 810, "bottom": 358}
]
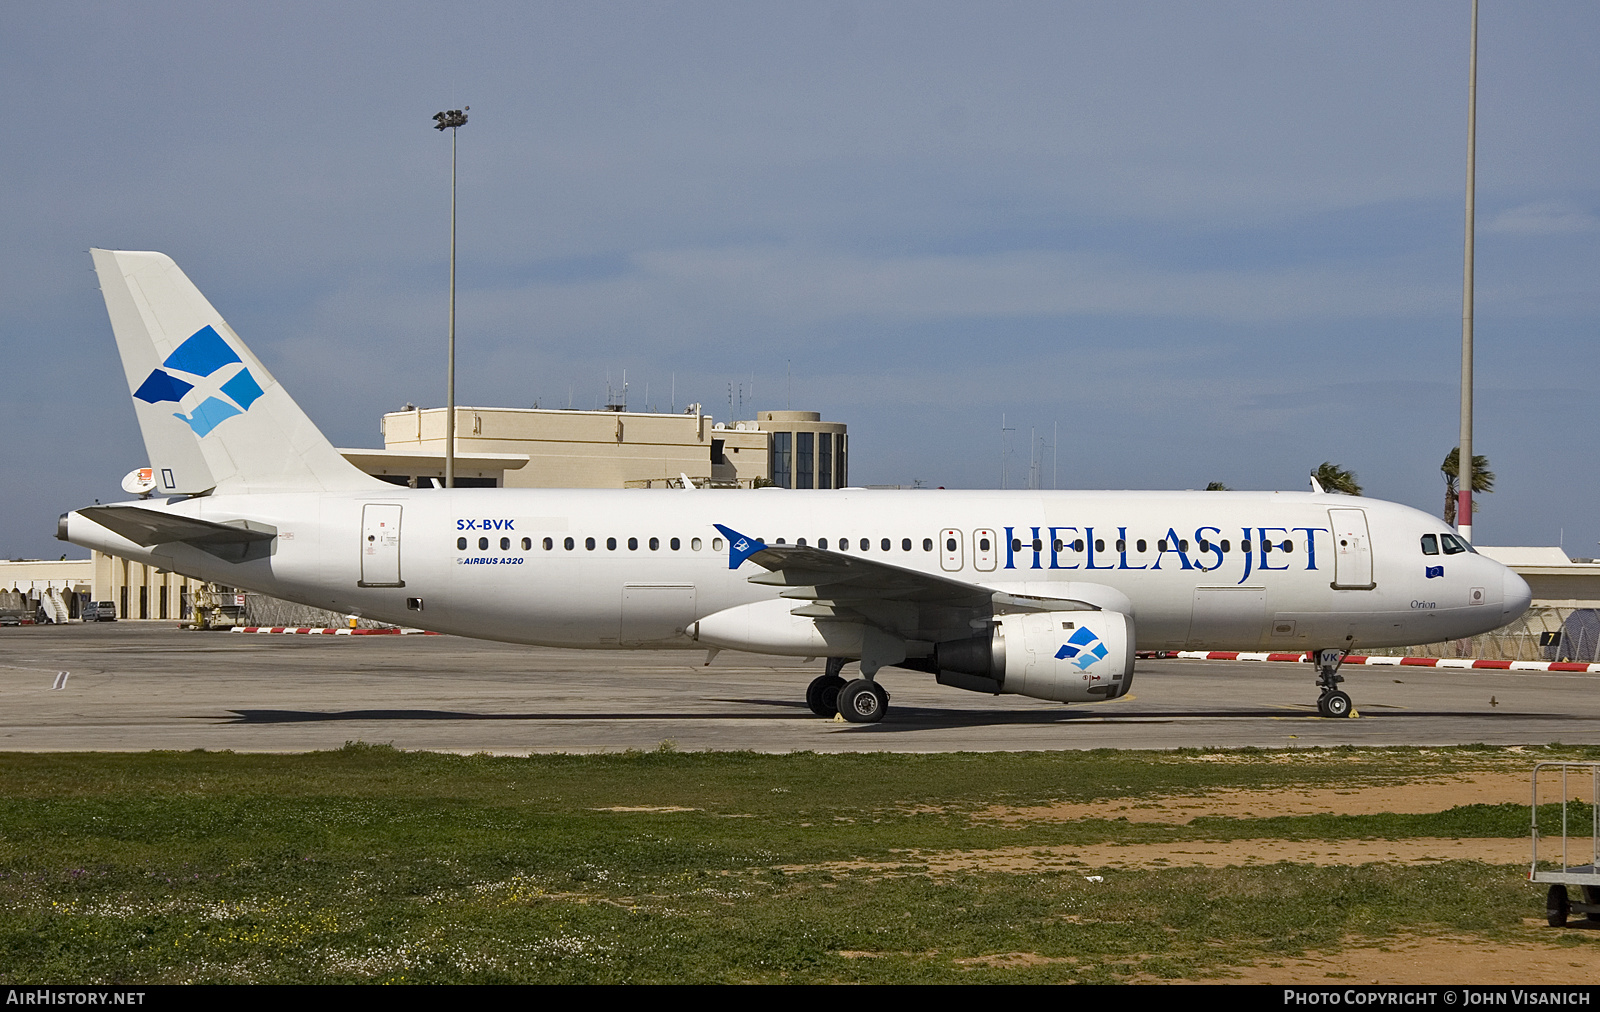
[
  {"left": 1421, "top": 534, "right": 1439, "bottom": 556},
  {"left": 1440, "top": 533, "right": 1468, "bottom": 555}
]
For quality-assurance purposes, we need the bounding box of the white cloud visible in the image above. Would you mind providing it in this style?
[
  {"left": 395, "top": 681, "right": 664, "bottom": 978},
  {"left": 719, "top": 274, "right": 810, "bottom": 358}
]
[{"left": 1483, "top": 202, "right": 1600, "bottom": 236}]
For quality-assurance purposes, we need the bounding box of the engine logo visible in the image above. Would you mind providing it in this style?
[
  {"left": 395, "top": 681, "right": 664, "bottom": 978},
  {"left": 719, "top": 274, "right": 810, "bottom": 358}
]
[{"left": 1055, "top": 625, "right": 1109, "bottom": 671}]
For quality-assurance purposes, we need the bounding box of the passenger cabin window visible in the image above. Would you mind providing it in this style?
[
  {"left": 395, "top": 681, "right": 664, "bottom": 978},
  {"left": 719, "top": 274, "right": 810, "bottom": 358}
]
[
  {"left": 564, "top": 537, "right": 574, "bottom": 550},
  {"left": 1421, "top": 534, "right": 1439, "bottom": 555},
  {"left": 901, "top": 538, "right": 912, "bottom": 551},
  {"left": 457, "top": 537, "right": 467, "bottom": 550},
  {"left": 500, "top": 537, "right": 510, "bottom": 550},
  {"left": 819, "top": 538, "right": 829, "bottom": 549},
  {"left": 691, "top": 537, "right": 702, "bottom": 551},
  {"left": 586, "top": 537, "right": 596, "bottom": 550},
  {"left": 628, "top": 537, "right": 638, "bottom": 550},
  {"left": 860, "top": 538, "right": 870, "bottom": 551},
  {"left": 649, "top": 537, "right": 659, "bottom": 550},
  {"left": 923, "top": 538, "right": 933, "bottom": 551},
  {"left": 712, "top": 537, "right": 724, "bottom": 551},
  {"left": 523, "top": 537, "right": 533, "bottom": 550},
  {"left": 478, "top": 537, "right": 489, "bottom": 550},
  {"left": 881, "top": 538, "right": 891, "bottom": 551}
]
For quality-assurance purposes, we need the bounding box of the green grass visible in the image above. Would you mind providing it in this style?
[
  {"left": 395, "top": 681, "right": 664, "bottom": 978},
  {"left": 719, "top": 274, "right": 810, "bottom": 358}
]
[{"left": 0, "top": 744, "right": 1594, "bottom": 983}]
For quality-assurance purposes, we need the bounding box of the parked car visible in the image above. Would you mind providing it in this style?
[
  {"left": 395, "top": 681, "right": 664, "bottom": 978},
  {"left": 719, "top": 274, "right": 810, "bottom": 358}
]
[
  {"left": 83, "top": 601, "right": 117, "bottom": 622},
  {"left": 0, "top": 609, "right": 24, "bottom": 627}
]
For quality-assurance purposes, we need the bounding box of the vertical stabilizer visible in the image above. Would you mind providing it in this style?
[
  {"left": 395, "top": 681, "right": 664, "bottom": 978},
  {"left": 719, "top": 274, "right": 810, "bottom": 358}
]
[{"left": 91, "top": 249, "right": 382, "bottom": 494}]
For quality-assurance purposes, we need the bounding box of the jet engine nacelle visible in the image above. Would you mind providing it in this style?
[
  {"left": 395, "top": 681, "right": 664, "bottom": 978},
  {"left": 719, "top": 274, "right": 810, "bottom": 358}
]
[{"left": 934, "top": 610, "right": 1135, "bottom": 703}]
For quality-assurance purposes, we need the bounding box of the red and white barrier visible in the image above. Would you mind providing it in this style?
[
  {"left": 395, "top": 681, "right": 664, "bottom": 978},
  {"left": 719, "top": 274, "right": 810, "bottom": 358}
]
[
  {"left": 1165, "top": 650, "right": 1600, "bottom": 673},
  {"left": 229, "top": 626, "right": 436, "bottom": 635}
]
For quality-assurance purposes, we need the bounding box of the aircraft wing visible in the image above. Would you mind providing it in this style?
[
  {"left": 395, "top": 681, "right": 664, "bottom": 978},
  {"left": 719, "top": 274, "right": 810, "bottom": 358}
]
[
  {"left": 77, "top": 505, "right": 276, "bottom": 548},
  {"left": 714, "top": 524, "right": 1098, "bottom": 643}
]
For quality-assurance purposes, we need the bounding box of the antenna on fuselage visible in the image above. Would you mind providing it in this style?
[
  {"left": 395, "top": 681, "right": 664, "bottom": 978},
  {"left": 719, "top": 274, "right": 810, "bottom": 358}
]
[{"left": 1309, "top": 474, "right": 1326, "bottom": 494}]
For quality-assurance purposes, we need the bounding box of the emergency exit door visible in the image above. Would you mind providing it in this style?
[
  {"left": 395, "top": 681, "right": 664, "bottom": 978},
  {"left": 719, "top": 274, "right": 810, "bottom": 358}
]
[{"left": 360, "top": 504, "right": 405, "bottom": 587}]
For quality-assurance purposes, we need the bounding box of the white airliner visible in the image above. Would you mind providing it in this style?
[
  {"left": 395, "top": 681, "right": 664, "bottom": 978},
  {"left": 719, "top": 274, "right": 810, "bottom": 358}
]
[{"left": 60, "top": 250, "right": 1532, "bottom": 723}]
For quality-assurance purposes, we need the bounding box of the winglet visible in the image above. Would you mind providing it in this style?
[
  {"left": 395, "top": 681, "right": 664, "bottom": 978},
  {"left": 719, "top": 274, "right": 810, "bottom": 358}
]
[{"left": 713, "top": 523, "right": 767, "bottom": 569}]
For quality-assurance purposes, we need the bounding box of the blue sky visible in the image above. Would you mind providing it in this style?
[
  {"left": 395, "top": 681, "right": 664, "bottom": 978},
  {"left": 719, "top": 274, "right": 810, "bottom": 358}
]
[{"left": 3, "top": 2, "right": 1597, "bottom": 559}]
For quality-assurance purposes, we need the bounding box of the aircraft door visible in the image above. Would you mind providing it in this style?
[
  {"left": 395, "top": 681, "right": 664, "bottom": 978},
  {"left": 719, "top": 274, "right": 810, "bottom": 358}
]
[
  {"left": 359, "top": 504, "right": 404, "bottom": 587},
  {"left": 973, "top": 529, "right": 997, "bottom": 571},
  {"left": 940, "top": 529, "right": 964, "bottom": 571},
  {"left": 1328, "top": 508, "right": 1375, "bottom": 590}
]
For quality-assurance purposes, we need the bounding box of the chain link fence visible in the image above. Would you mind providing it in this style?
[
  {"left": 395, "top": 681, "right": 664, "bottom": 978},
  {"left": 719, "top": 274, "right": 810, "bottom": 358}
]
[{"left": 1369, "top": 607, "right": 1600, "bottom": 663}]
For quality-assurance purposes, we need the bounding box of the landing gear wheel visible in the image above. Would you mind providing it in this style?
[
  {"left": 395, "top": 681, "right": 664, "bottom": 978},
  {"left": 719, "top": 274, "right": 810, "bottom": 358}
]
[
  {"left": 837, "top": 678, "right": 889, "bottom": 723},
  {"left": 1320, "top": 690, "right": 1352, "bottom": 719},
  {"left": 806, "top": 674, "right": 846, "bottom": 717},
  {"left": 1547, "top": 884, "right": 1570, "bottom": 928}
]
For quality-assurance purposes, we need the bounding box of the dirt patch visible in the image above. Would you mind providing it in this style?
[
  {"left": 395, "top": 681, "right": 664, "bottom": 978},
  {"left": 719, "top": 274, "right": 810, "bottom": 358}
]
[
  {"left": 1211, "top": 932, "right": 1600, "bottom": 985},
  {"left": 971, "top": 771, "right": 1579, "bottom": 825},
  {"left": 787, "top": 837, "right": 1531, "bottom": 877}
]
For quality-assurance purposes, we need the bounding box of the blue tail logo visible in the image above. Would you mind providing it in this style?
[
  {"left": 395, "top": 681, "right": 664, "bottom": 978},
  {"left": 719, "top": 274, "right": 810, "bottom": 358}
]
[
  {"left": 1055, "top": 625, "right": 1109, "bottom": 671},
  {"left": 133, "top": 325, "right": 265, "bottom": 437},
  {"left": 713, "top": 524, "right": 768, "bottom": 569}
]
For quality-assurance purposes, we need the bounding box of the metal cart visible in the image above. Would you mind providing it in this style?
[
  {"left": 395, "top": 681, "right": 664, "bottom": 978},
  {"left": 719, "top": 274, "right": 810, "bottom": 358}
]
[{"left": 1531, "top": 761, "right": 1600, "bottom": 927}]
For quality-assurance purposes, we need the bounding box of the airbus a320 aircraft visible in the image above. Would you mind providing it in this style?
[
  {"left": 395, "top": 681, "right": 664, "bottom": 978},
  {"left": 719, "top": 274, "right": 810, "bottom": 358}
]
[{"left": 60, "top": 250, "right": 1532, "bottom": 723}]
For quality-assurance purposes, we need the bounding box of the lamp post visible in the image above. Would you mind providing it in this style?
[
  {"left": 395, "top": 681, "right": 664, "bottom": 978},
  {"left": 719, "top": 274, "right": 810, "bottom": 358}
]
[
  {"left": 433, "top": 106, "right": 468, "bottom": 489},
  {"left": 1458, "top": 3, "right": 1477, "bottom": 542}
]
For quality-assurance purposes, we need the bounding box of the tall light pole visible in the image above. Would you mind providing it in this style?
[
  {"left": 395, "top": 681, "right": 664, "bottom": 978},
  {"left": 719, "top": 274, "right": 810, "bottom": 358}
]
[
  {"left": 433, "top": 106, "right": 468, "bottom": 489},
  {"left": 1458, "top": 3, "right": 1478, "bottom": 542}
]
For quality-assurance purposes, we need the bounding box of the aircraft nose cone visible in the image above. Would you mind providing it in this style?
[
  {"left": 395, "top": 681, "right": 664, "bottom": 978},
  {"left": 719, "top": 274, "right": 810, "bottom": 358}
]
[{"left": 1502, "top": 567, "right": 1532, "bottom": 619}]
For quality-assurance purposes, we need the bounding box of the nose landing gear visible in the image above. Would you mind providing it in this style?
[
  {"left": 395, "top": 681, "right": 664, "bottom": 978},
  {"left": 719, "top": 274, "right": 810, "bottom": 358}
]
[{"left": 1313, "top": 648, "right": 1354, "bottom": 718}]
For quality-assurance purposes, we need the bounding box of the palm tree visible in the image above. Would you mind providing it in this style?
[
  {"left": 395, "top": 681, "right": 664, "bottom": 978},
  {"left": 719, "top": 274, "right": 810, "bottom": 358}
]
[
  {"left": 1441, "top": 447, "right": 1494, "bottom": 526},
  {"left": 1204, "top": 481, "right": 1231, "bottom": 491},
  {"left": 1312, "top": 462, "right": 1362, "bottom": 496}
]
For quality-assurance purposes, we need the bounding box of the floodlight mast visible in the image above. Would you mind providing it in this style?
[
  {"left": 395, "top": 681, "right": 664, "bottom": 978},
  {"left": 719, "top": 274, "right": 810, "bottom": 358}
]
[
  {"left": 1458, "top": 3, "right": 1477, "bottom": 542},
  {"left": 433, "top": 106, "right": 469, "bottom": 489}
]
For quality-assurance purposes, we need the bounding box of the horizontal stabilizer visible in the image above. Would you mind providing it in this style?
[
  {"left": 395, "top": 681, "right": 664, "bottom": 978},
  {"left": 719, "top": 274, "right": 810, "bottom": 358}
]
[{"left": 77, "top": 506, "right": 276, "bottom": 547}]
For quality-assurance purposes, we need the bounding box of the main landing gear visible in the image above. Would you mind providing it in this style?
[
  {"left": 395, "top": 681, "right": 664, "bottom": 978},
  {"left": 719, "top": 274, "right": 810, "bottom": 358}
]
[
  {"left": 1313, "top": 647, "right": 1354, "bottom": 718},
  {"left": 806, "top": 657, "right": 890, "bottom": 723}
]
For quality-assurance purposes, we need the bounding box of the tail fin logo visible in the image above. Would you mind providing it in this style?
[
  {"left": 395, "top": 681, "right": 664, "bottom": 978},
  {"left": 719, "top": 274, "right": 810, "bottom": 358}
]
[
  {"left": 1055, "top": 625, "right": 1109, "bottom": 671},
  {"left": 132, "top": 326, "right": 265, "bottom": 437}
]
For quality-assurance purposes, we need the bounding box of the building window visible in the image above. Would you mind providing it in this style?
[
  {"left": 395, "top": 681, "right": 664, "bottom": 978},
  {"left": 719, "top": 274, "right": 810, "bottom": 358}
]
[
  {"left": 159, "top": 586, "right": 168, "bottom": 620},
  {"left": 836, "top": 433, "right": 847, "bottom": 488},
  {"left": 139, "top": 585, "right": 148, "bottom": 620},
  {"left": 818, "top": 433, "right": 832, "bottom": 489},
  {"left": 772, "top": 431, "right": 792, "bottom": 488},
  {"left": 796, "top": 432, "right": 814, "bottom": 489}
]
